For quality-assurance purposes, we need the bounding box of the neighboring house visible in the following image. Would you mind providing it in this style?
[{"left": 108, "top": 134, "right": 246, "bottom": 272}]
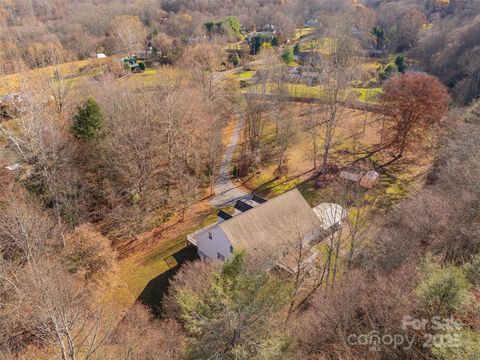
[
  {"left": 187, "top": 189, "right": 346, "bottom": 273},
  {"left": 246, "top": 24, "right": 277, "bottom": 43},
  {"left": 304, "top": 19, "right": 319, "bottom": 28},
  {"left": 261, "top": 24, "right": 277, "bottom": 34}
]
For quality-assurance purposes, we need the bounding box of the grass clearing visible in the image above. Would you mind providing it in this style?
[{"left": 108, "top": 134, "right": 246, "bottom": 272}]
[
  {"left": 294, "top": 27, "right": 316, "bottom": 40},
  {"left": 103, "top": 201, "right": 221, "bottom": 313},
  {"left": 120, "top": 67, "right": 159, "bottom": 87},
  {"left": 350, "top": 87, "right": 382, "bottom": 103},
  {"left": 235, "top": 70, "right": 256, "bottom": 80},
  {"left": 246, "top": 82, "right": 381, "bottom": 103},
  {"left": 0, "top": 59, "right": 94, "bottom": 95},
  {"left": 0, "top": 58, "right": 162, "bottom": 96},
  {"left": 104, "top": 248, "right": 174, "bottom": 311},
  {"left": 298, "top": 38, "right": 335, "bottom": 55}
]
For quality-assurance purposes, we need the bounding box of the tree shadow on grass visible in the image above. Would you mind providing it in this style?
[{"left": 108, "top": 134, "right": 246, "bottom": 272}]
[{"left": 136, "top": 246, "right": 198, "bottom": 317}]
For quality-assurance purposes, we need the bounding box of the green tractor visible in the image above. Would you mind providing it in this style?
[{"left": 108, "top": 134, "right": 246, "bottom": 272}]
[{"left": 121, "top": 56, "right": 146, "bottom": 73}]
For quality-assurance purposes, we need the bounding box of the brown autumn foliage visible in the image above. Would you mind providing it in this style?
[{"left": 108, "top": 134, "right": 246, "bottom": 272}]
[
  {"left": 1, "top": 257, "right": 114, "bottom": 358},
  {"left": 295, "top": 266, "right": 420, "bottom": 359},
  {"left": 0, "top": 190, "right": 61, "bottom": 262},
  {"left": 380, "top": 72, "right": 451, "bottom": 162},
  {"left": 373, "top": 114, "right": 480, "bottom": 269},
  {"left": 63, "top": 223, "right": 117, "bottom": 280},
  {"left": 113, "top": 304, "right": 186, "bottom": 360},
  {"left": 1, "top": 1, "right": 479, "bottom": 359}
]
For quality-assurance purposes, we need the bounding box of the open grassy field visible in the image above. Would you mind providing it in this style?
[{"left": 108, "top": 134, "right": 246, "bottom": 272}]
[
  {"left": 293, "top": 27, "right": 317, "bottom": 41},
  {"left": 246, "top": 82, "right": 382, "bottom": 103},
  {"left": 230, "top": 69, "right": 256, "bottom": 81},
  {"left": 0, "top": 59, "right": 95, "bottom": 96},
  {"left": 0, "top": 58, "right": 164, "bottom": 97}
]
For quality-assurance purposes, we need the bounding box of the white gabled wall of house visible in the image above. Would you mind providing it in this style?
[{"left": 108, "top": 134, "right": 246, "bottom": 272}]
[{"left": 196, "top": 225, "right": 233, "bottom": 261}]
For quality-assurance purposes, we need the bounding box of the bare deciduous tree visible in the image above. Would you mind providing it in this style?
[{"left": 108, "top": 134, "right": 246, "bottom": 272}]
[
  {"left": 111, "top": 16, "right": 148, "bottom": 55},
  {"left": 314, "top": 30, "right": 359, "bottom": 174},
  {"left": 114, "top": 304, "right": 186, "bottom": 360}
]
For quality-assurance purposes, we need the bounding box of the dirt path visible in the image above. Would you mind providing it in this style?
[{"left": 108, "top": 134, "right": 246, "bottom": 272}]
[{"left": 209, "top": 114, "right": 251, "bottom": 208}]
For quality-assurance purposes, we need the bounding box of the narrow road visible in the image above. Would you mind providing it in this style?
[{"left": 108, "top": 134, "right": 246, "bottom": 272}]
[{"left": 209, "top": 115, "right": 251, "bottom": 208}]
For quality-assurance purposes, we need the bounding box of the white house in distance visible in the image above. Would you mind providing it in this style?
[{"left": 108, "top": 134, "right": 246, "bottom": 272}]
[{"left": 187, "top": 189, "right": 347, "bottom": 272}]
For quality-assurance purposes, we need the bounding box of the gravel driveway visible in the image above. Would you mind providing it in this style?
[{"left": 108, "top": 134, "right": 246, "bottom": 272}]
[{"left": 209, "top": 115, "right": 252, "bottom": 208}]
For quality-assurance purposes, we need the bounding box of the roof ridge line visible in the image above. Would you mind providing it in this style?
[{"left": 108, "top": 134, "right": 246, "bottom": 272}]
[{"left": 219, "top": 188, "right": 301, "bottom": 228}]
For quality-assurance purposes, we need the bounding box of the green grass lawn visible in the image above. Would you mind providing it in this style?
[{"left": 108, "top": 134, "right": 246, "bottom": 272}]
[
  {"left": 237, "top": 70, "right": 256, "bottom": 79},
  {"left": 0, "top": 59, "right": 161, "bottom": 96},
  {"left": 104, "top": 206, "right": 222, "bottom": 311},
  {"left": 105, "top": 239, "right": 184, "bottom": 310},
  {"left": 350, "top": 87, "right": 382, "bottom": 103},
  {"left": 247, "top": 82, "right": 382, "bottom": 103},
  {"left": 293, "top": 27, "right": 316, "bottom": 40},
  {"left": 298, "top": 38, "right": 335, "bottom": 55},
  {"left": 247, "top": 83, "right": 322, "bottom": 98},
  {"left": 230, "top": 69, "right": 256, "bottom": 81},
  {"left": 248, "top": 167, "right": 303, "bottom": 199}
]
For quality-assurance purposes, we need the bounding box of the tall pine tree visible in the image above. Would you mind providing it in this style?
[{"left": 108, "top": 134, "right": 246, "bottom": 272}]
[{"left": 71, "top": 97, "right": 103, "bottom": 140}]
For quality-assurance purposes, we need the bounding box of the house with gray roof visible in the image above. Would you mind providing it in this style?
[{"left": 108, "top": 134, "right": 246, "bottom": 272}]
[{"left": 187, "top": 189, "right": 346, "bottom": 273}]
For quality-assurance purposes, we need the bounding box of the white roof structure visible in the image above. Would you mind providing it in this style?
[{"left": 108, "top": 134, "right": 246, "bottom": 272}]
[
  {"left": 5, "top": 163, "right": 21, "bottom": 171},
  {"left": 96, "top": 53, "right": 107, "bottom": 59},
  {"left": 313, "top": 203, "right": 347, "bottom": 230}
]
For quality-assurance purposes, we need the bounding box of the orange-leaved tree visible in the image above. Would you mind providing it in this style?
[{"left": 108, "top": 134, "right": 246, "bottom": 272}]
[{"left": 380, "top": 72, "right": 450, "bottom": 166}]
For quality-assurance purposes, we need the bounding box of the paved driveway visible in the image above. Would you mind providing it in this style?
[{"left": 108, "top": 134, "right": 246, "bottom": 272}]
[{"left": 209, "top": 115, "right": 251, "bottom": 208}]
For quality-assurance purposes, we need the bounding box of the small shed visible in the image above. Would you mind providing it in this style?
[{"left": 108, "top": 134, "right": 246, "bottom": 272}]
[
  {"left": 359, "top": 171, "right": 380, "bottom": 189},
  {"left": 340, "top": 168, "right": 365, "bottom": 183},
  {"left": 96, "top": 53, "right": 107, "bottom": 59}
]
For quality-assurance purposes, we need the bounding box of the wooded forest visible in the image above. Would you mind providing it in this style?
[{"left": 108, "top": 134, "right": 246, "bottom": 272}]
[{"left": 0, "top": 0, "right": 479, "bottom": 359}]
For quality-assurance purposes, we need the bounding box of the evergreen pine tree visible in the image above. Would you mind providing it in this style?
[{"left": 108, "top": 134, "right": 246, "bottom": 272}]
[{"left": 71, "top": 97, "right": 103, "bottom": 140}]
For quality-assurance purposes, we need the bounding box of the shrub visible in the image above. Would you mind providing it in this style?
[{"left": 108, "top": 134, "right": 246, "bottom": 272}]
[
  {"left": 231, "top": 53, "right": 240, "bottom": 66},
  {"left": 378, "top": 63, "right": 397, "bottom": 80},
  {"left": 281, "top": 46, "right": 294, "bottom": 64},
  {"left": 395, "top": 55, "right": 407, "bottom": 73},
  {"left": 433, "top": 328, "right": 480, "bottom": 360},
  {"left": 417, "top": 256, "right": 471, "bottom": 315},
  {"left": 464, "top": 255, "right": 480, "bottom": 287},
  {"left": 259, "top": 42, "right": 273, "bottom": 53}
]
